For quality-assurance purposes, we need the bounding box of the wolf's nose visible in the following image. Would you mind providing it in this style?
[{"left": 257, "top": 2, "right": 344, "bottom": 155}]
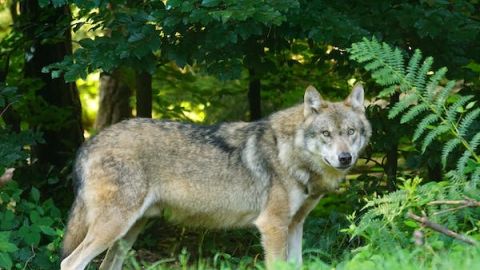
[{"left": 338, "top": 152, "right": 352, "bottom": 166}]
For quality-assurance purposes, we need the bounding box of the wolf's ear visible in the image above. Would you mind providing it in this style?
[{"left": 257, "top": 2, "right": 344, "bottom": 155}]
[
  {"left": 345, "top": 84, "right": 365, "bottom": 111},
  {"left": 304, "top": 85, "right": 323, "bottom": 116}
]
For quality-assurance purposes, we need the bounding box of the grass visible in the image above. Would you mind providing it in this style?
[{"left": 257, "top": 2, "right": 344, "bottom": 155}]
[{"left": 118, "top": 243, "right": 480, "bottom": 270}]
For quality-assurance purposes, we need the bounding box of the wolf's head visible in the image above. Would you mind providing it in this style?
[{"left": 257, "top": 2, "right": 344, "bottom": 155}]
[{"left": 296, "top": 84, "right": 371, "bottom": 173}]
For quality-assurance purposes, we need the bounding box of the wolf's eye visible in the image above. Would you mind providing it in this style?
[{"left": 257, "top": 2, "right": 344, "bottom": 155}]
[
  {"left": 347, "top": 128, "right": 355, "bottom": 135},
  {"left": 322, "top": 130, "right": 331, "bottom": 137}
]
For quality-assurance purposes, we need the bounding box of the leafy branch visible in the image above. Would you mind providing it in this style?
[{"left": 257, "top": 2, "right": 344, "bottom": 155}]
[{"left": 407, "top": 211, "right": 477, "bottom": 246}]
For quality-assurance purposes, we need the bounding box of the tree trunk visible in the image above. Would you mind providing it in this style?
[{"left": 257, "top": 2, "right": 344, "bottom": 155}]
[
  {"left": 248, "top": 68, "right": 261, "bottom": 121},
  {"left": 385, "top": 93, "right": 400, "bottom": 190},
  {"left": 20, "top": 1, "right": 84, "bottom": 167},
  {"left": 136, "top": 71, "right": 152, "bottom": 118},
  {"left": 95, "top": 71, "right": 132, "bottom": 130}
]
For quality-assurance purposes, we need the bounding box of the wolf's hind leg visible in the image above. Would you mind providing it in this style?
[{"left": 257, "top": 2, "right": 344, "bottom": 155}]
[
  {"left": 99, "top": 218, "right": 148, "bottom": 270},
  {"left": 60, "top": 212, "right": 141, "bottom": 270},
  {"left": 62, "top": 197, "right": 88, "bottom": 259}
]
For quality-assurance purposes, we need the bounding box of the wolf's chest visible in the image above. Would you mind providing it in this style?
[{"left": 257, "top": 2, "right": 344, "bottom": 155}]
[{"left": 288, "top": 186, "right": 309, "bottom": 217}]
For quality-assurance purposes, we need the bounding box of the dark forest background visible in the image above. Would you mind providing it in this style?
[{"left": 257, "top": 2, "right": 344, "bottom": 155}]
[{"left": 1, "top": 1, "right": 480, "bottom": 269}]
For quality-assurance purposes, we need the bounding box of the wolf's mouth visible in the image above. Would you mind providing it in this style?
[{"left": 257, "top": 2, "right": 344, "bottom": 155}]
[
  {"left": 323, "top": 158, "right": 332, "bottom": 166},
  {"left": 323, "top": 158, "right": 351, "bottom": 171}
]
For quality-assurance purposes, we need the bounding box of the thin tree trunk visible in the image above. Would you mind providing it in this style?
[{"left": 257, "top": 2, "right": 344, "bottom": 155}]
[
  {"left": 136, "top": 71, "right": 152, "bottom": 118},
  {"left": 248, "top": 68, "right": 261, "bottom": 121},
  {"left": 20, "top": 1, "right": 84, "bottom": 167},
  {"left": 385, "top": 93, "right": 399, "bottom": 190},
  {"left": 95, "top": 70, "right": 132, "bottom": 130}
]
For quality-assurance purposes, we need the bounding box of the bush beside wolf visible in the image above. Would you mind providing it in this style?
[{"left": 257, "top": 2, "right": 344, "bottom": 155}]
[{"left": 60, "top": 85, "right": 371, "bottom": 270}]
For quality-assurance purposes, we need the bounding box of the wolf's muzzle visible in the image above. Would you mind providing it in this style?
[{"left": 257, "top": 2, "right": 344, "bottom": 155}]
[{"left": 338, "top": 152, "right": 352, "bottom": 167}]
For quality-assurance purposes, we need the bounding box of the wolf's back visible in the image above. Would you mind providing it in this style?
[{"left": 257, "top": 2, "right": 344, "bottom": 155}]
[{"left": 68, "top": 118, "right": 275, "bottom": 228}]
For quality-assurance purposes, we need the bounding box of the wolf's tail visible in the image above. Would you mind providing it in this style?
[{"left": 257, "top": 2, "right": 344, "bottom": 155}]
[{"left": 61, "top": 197, "right": 88, "bottom": 259}]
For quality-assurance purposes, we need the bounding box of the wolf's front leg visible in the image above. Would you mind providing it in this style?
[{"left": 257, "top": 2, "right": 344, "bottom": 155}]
[
  {"left": 257, "top": 218, "right": 288, "bottom": 269},
  {"left": 286, "top": 194, "right": 324, "bottom": 267},
  {"left": 255, "top": 185, "right": 290, "bottom": 269},
  {"left": 287, "top": 221, "right": 304, "bottom": 266}
]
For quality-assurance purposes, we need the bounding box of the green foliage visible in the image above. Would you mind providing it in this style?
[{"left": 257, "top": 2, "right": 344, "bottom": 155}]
[
  {"left": 350, "top": 37, "right": 480, "bottom": 182},
  {"left": 344, "top": 177, "right": 479, "bottom": 249},
  {"left": 346, "top": 38, "right": 480, "bottom": 270},
  {"left": 0, "top": 182, "right": 63, "bottom": 270},
  {"left": 0, "top": 86, "right": 41, "bottom": 175},
  {"left": 45, "top": 1, "right": 165, "bottom": 81}
]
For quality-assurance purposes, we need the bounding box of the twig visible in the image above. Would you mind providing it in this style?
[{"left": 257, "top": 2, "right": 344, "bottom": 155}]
[
  {"left": 0, "top": 102, "right": 14, "bottom": 118},
  {"left": 428, "top": 197, "right": 480, "bottom": 215},
  {"left": 407, "top": 211, "right": 477, "bottom": 246},
  {"left": 432, "top": 205, "right": 470, "bottom": 216},
  {"left": 428, "top": 197, "right": 480, "bottom": 207}
]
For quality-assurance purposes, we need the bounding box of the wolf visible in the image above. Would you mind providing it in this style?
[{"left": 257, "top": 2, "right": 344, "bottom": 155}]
[{"left": 60, "top": 84, "right": 371, "bottom": 270}]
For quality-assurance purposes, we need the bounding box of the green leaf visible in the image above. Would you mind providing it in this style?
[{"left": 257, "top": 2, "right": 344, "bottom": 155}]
[
  {"left": 51, "top": 70, "right": 62, "bottom": 79},
  {"left": 201, "top": 0, "right": 221, "bottom": 7},
  {"left": 30, "top": 187, "right": 40, "bottom": 203},
  {"left": 446, "top": 95, "right": 474, "bottom": 122},
  {"left": 51, "top": 0, "right": 67, "bottom": 8},
  {"left": 0, "top": 241, "right": 18, "bottom": 253},
  {"left": 37, "top": 0, "right": 49, "bottom": 8},
  {"left": 0, "top": 252, "right": 12, "bottom": 270},
  {"left": 0, "top": 233, "right": 16, "bottom": 254},
  {"left": 404, "top": 220, "right": 418, "bottom": 228},
  {"left": 466, "top": 101, "right": 477, "bottom": 110},
  {"left": 0, "top": 211, "right": 15, "bottom": 230},
  {"left": 465, "top": 61, "right": 480, "bottom": 73},
  {"left": 18, "top": 225, "right": 41, "bottom": 246},
  {"left": 39, "top": 225, "right": 57, "bottom": 236}
]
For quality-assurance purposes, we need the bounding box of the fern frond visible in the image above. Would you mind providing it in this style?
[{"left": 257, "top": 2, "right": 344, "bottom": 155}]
[
  {"left": 446, "top": 170, "right": 464, "bottom": 182},
  {"left": 400, "top": 103, "right": 429, "bottom": 124},
  {"left": 425, "top": 67, "right": 447, "bottom": 102},
  {"left": 379, "top": 85, "right": 398, "bottom": 98},
  {"left": 434, "top": 80, "right": 456, "bottom": 112},
  {"left": 388, "top": 94, "right": 417, "bottom": 119},
  {"left": 441, "top": 138, "right": 462, "bottom": 167},
  {"left": 414, "top": 57, "right": 433, "bottom": 92},
  {"left": 413, "top": 114, "right": 440, "bottom": 141},
  {"left": 456, "top": 150, "right": 473, "bottom": 177},
  {"left": 404, "top": 49, "right": 422, "bottom": 88},
  {"left": 421, "top": 125, "right": 450, "bottom": 152},
  {"left": 350, "top": 38, "right": 480, "bottom": 182},
  {"left": 458, "top": 108, "right": 480, "bottom": 137},
  {"left": 468, "top": 132, "right": 480, "bottom": 153},
  {"left": 392, "top": 47, "right": 404, "bottom": 72},
  {"left": 446, "top": 95, "right": 474, "bottom": 122},
  {"left": 365, "top": 59, "right": 384, "bottom": 72},
  {"left": 471, "top": 167, "right": 480, "bottom": 186}
]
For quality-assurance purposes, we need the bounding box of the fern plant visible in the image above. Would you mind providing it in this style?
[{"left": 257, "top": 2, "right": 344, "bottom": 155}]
[{"left": 349, "top": 37, "right": 480, "bottom": 184}]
